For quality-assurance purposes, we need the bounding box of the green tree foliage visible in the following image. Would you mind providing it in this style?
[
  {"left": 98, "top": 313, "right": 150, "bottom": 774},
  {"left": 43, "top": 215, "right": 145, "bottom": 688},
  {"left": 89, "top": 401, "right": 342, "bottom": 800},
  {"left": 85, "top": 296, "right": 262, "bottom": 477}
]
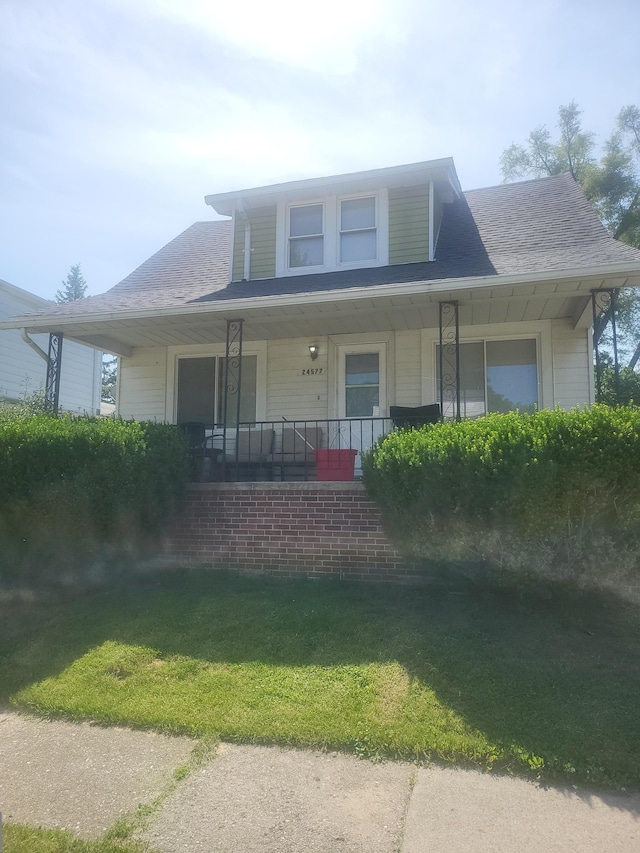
[
  {"left": 56, "top": 263, "right": 88, "bottom": 303},
  {"left": 500, "top": 102, "right": 640, "bottom": 248},
  {"left": 102, "top": 356, "right": 118, "bottom": 404},
  {"left": 501, "top": 103, "right": 640, "bottom": 383},
  {"left": 597, "top": 364, "right": 640, "bottom": 406}
]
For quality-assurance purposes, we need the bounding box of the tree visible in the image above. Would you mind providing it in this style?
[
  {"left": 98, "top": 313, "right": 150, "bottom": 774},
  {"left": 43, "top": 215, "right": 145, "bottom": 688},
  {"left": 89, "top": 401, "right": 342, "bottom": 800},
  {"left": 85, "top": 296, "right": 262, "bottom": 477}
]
[
  {"left": 500, "top": 102, "right": 640, "bottom": 377},
  {"left": 501, "top": 102, "right": 640, "bottom": 249},
  {"left": 101, "top": 356, "right": 118, "bottom": 405},
  {"left": 56, "top": 263, "right": 87, "bottom": 303}
]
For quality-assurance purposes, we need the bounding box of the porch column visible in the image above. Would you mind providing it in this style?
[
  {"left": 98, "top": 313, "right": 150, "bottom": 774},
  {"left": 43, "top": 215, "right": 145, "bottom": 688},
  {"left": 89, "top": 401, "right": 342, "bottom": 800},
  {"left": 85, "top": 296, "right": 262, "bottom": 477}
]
[
  {"left": 44, "top": 332, "right": 64, "bottom": 415},
  {"left": 592, "top": 289, "right": 619, "bottom": 403},
  {"left": 439, "top": 301, "right": 460, "bottom": 420},
  {"left": 222, "top": 319, "right": 244, "bottom": 471}
]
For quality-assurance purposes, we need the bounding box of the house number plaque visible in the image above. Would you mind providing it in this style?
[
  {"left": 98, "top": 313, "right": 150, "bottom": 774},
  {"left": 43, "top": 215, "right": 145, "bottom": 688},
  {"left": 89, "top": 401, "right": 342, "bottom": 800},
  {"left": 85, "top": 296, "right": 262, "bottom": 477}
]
[{"left": 300, "top": 367, "right": 324, "bottom": 376}]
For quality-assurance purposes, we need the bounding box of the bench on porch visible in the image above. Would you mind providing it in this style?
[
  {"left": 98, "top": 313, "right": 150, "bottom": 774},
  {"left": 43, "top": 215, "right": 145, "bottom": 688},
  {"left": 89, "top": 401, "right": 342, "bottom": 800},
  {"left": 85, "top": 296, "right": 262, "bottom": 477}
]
[
  {"left": 218, "top": 428, "right": 276, "bottom": 481},
  {"left": 271, "top": 426, "right": 323, "bottom": 481}
]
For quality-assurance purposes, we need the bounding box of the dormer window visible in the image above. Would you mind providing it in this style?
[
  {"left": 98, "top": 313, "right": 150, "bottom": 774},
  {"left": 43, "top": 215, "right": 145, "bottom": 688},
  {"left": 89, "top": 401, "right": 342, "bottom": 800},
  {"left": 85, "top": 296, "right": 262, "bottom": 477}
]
[
  {"left": 289, "top": 204, "right": 324, "bottom": 268},
  {"left": 340, "top": 197, "right": 376, "bottom": 262},
  {"left": 276, "top": 190, "right": 388, "bottom": 276}
]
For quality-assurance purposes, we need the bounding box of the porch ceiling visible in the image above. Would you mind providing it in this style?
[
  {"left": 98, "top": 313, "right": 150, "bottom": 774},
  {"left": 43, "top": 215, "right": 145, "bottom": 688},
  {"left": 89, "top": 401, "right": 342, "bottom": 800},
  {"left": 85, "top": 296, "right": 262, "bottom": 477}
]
[{"left": 12, "top": 271, "right": 640, "bottom": 356}]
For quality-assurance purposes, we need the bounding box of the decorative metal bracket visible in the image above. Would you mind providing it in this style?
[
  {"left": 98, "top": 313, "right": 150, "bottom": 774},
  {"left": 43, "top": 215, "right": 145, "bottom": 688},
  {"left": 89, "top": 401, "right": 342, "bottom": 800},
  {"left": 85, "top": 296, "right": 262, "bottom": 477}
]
[
  {"left": 439, "top": 301, "right": 460, "bottom": 420},
  {"left": 44, "top": 332, "right": 63, "bottom": 415},
  {"left": 591, "top": 289, "right": 619, "bottom": 402},
  {"left": 222, "top": 319, "right": 244, "bottom": 474}
]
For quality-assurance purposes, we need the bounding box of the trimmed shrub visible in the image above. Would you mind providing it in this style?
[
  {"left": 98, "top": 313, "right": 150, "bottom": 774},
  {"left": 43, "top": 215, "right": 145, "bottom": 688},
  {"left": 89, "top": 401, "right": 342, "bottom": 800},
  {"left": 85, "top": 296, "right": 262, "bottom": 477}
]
[
  {"left": 362, "top": 406, "right": 640, "bottom": 594},
  {"left": 0, "top": 414, "right": 187, "bottom": 587}
]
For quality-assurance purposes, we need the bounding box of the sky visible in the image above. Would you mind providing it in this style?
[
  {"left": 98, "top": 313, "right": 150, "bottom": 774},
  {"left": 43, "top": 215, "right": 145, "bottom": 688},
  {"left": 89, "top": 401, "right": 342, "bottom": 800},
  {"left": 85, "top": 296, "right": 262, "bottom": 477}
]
[{"left": 1, "top": 0, "right": 639, "bottom": 300}]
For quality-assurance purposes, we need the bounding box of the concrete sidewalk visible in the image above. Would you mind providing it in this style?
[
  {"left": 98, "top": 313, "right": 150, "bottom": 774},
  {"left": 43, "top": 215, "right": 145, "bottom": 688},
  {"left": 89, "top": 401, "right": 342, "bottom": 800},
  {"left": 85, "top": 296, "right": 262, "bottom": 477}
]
[{"left": 1, "top": 711, "right": 639, "bottom": 852}]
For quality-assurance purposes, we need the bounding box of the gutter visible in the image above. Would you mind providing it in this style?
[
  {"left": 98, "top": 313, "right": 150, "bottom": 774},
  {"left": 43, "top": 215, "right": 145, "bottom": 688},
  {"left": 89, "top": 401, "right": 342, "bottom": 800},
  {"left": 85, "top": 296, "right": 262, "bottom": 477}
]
[
  {"left": 20, "top": 328, "right": 48, "bottom": 362},
  {"left": 428, "top": 181, "right": 435, "bottom": 262},
  {"left": 237, "top": 202, "right": 251, "bottom": 281},
  {"left": 3, "top": 260, "right": 640, "bottom": 333}
]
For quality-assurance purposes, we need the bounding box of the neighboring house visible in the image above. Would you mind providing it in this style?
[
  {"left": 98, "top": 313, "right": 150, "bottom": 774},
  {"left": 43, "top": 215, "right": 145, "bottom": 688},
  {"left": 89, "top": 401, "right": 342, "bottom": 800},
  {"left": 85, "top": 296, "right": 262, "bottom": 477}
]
[
  {"left": 2, "top": 158, "right": 640, "bottom": 478},
  {"left": 0, "top": 279, "right": 102, "bottom": 415}
]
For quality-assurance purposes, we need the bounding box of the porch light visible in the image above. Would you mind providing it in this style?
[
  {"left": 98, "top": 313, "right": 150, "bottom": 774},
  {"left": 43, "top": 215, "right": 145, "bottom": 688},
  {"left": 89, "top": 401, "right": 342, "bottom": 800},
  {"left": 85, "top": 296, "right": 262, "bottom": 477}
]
[{"left": 308, "top": 344, "right": 319, "bottom": 360}]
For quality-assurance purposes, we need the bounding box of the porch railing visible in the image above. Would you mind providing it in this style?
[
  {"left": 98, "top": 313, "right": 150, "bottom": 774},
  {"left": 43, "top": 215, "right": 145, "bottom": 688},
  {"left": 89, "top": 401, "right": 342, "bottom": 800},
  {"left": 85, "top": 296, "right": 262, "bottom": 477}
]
[
  {"left": 184, "top": 417, "right": 394, "bottom": 482},
  {"left": 182, "top": 405, "right": 442, "bottom": 483}
]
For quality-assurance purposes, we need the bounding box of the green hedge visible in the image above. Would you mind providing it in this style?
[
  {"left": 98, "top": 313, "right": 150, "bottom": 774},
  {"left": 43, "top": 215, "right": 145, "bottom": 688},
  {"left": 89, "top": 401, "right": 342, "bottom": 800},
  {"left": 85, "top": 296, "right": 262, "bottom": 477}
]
[
  {"left": 0, "top": 414, "right": 188, "bottom": 586},
  {"left": 362, "top": 406, "right": 640, "bottom": 592}
]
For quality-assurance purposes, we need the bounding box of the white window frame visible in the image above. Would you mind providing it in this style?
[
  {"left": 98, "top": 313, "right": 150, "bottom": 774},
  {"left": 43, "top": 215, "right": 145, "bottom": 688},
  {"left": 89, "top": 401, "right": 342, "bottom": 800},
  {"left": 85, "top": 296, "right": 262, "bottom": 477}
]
[
  {"left": 276, "top": 190, "right": 389, "bottom": 276},
  {"left": 339, "top": 195, "right": 378, "bottom": 265},
  {"left": 287, "top": 202, "right": 325, "bottom": 270},
  {"left": 165, "top": 342, "right": 267, "bottom": 425},
  {"left": 420, "top": 322, "right": 554, "bottom": 413}
]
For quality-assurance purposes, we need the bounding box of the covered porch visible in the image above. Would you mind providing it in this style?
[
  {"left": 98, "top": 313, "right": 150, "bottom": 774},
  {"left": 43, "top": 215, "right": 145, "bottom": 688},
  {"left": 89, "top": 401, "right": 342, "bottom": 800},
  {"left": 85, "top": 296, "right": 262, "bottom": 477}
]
[{"left": 11, "top": 267, "right": 633, "bottom": 483}]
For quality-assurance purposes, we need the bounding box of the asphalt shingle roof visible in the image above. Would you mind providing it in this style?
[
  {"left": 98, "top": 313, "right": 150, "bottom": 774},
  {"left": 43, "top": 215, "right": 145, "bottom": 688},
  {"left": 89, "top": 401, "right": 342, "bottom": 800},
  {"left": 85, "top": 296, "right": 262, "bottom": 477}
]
[{"left": 12, "top": 173, "right": 640, "bottom": 322}]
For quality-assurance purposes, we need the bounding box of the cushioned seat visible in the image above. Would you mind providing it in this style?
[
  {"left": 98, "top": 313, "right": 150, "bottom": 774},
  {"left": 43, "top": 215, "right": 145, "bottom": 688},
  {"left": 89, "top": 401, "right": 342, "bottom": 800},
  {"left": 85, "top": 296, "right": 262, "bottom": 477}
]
[
  {"left": 274, "top": 427, "right": 323, "bottom": 480},
  {"left": 223, "top": 428, "right": 275, "bottom": 480}
]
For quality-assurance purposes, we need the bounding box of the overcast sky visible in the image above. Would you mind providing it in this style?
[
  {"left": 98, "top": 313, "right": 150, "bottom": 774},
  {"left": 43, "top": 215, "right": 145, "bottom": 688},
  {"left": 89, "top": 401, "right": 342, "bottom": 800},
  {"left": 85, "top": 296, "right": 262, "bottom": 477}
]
[{"left": 1, "top": 0, "right": 639, "bottom": 300}]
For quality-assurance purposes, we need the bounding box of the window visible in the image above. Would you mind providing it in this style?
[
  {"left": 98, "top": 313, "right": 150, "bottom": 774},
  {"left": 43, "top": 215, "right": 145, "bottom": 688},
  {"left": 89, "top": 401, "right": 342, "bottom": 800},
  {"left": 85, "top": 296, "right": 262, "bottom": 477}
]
[
  {"left": 289, "top": 204, "right": 323, "bottom": 268},
  {"left": 340, "top": 197, "right": 377, "bottom": 263},
  {"left": 177, "top": 355, "right": 257, "bottom": 426},
  {"left": 437, "top": 339, "right": 538, "bottom": 418},
  {"left": 279, "top": 192, "right": 387, "bottom": 275}
]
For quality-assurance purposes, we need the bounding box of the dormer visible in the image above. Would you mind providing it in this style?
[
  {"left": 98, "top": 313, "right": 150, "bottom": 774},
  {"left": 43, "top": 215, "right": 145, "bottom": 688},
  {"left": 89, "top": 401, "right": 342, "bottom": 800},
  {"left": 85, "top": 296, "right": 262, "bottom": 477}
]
[{"left": 205, "top": 158, "right": 461, "bottom": 282}]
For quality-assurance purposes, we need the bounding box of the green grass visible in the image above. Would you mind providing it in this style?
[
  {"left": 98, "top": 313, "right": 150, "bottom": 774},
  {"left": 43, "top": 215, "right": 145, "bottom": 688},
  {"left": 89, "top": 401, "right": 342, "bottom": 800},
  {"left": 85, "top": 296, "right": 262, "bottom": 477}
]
[
  {"left": 2, "top": 823, "right": 154, "bottom": 853},
  {"left": 1, "top": 571, "right": 639, "bottom": 789}
]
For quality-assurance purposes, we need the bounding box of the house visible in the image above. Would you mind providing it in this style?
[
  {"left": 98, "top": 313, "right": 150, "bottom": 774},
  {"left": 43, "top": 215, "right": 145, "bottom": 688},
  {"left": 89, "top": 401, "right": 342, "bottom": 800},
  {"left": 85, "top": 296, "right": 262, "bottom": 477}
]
[
  {"left": 0, "top": 278, "right": 102, "bottom": 415},
  {"left": 2, "top": 158, "right": 640, "bottom": 480}
]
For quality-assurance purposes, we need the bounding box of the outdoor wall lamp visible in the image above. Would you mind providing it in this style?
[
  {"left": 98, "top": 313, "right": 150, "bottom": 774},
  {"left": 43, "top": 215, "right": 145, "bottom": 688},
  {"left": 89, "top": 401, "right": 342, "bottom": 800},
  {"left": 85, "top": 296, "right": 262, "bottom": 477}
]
[{"left": 308, "top": 344, "right": 319, "bottom": 360}]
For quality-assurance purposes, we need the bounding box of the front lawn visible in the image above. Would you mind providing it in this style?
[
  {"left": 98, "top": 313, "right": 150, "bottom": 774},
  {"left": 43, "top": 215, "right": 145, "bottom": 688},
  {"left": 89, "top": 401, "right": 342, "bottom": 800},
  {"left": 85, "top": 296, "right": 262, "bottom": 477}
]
[{"left": 1, "top": 571, "right": 638, "bottom": 789}]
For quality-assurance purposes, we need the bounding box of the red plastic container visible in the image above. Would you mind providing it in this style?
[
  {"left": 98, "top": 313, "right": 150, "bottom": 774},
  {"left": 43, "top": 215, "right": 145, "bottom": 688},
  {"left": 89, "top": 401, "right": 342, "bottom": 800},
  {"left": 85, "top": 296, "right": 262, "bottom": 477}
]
[{"left": 315, "top": 448, "right": 358, "bottom": 481}]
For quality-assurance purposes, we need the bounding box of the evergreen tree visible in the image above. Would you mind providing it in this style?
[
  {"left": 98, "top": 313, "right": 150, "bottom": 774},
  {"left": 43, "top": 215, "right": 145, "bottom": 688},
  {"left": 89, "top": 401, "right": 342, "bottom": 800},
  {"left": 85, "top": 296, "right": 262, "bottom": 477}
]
[
  {"left": 101, "top": 356, "right": 118, "bottom": 404},
  {"left": 56, "top": 263, "right": 87, "bottom": 303}
]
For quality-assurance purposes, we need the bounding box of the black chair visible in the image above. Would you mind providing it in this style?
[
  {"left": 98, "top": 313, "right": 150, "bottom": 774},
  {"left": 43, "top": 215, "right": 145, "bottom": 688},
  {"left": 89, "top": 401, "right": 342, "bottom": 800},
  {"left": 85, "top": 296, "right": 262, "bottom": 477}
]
[{"left": 389, "top": 404, "right": 441, "bottom": 429}]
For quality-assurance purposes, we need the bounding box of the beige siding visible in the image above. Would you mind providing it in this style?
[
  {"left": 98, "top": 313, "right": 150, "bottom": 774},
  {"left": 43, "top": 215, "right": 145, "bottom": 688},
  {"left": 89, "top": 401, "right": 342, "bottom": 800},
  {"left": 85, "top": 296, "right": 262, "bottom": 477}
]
[
  {"left": 551, "top": 320, "right": 593, "bottom": 409},
  {"left": 249, "top": 206, "right": 277, "bottom": 280},
  {"left": 266, "top": 337, "right": 328, "bottom": 422},
  {"left": 119, "top": 348, "right": 167, "bottom": 421},
  {"left": 394, "top": 330, "right": 421, "bottom": 405},
  {"left": 388, "top": 185, "right": 430, "bottom": 264},
  {"left": 231, "top": 216, "right": 244, "bottom": 281}
]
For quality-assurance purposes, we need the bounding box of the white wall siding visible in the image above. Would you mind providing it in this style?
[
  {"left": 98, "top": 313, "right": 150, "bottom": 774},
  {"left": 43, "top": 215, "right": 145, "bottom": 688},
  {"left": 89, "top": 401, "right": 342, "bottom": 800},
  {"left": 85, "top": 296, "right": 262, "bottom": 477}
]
[
  {"left": 551, "top": 320, "right": 593, "bottom": 409},
  {"left": 0, "top": 286, "right": 47, "bottom": 400},
  {"left": 58, "top": 340, "right": 102, "bottom": 414},
  {"left": 0, "top": 283, "right": 101, "bottom": 413},
  {"left": 115, "top": 322, "right": 594, "bottom": 427},
  {"left": 119, "top": 348, "right": 167, "bottom": 421}
]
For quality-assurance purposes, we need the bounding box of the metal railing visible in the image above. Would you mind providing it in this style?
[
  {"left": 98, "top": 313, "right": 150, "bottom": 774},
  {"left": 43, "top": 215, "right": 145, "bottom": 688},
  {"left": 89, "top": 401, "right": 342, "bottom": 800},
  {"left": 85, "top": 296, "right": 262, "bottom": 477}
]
[{"left": 185, "top": 417, "right": 394, "bottom": 482}]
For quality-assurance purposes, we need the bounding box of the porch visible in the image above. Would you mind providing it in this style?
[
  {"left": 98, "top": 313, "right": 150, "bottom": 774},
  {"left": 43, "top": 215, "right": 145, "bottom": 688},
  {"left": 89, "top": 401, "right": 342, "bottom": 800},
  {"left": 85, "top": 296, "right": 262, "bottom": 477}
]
[{"left": 182, "top": 409, "right": 440, "bottom": 483}]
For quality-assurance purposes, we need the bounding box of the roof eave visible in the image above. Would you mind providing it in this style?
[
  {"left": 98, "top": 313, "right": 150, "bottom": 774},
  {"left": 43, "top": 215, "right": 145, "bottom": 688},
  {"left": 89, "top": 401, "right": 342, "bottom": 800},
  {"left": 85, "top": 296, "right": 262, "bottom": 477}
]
[
  {"left": 2, "top": 260, "right": 640, "bottom": 334},
  {"left": 205, "top": 158, "right": 461, "bottom": 216}
]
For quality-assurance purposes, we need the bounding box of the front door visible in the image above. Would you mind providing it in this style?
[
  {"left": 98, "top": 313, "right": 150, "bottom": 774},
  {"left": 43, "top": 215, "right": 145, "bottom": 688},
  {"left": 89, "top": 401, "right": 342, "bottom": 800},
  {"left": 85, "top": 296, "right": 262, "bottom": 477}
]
[{"left": 337, "top": 343, "right": 387, "bottom": 470}]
